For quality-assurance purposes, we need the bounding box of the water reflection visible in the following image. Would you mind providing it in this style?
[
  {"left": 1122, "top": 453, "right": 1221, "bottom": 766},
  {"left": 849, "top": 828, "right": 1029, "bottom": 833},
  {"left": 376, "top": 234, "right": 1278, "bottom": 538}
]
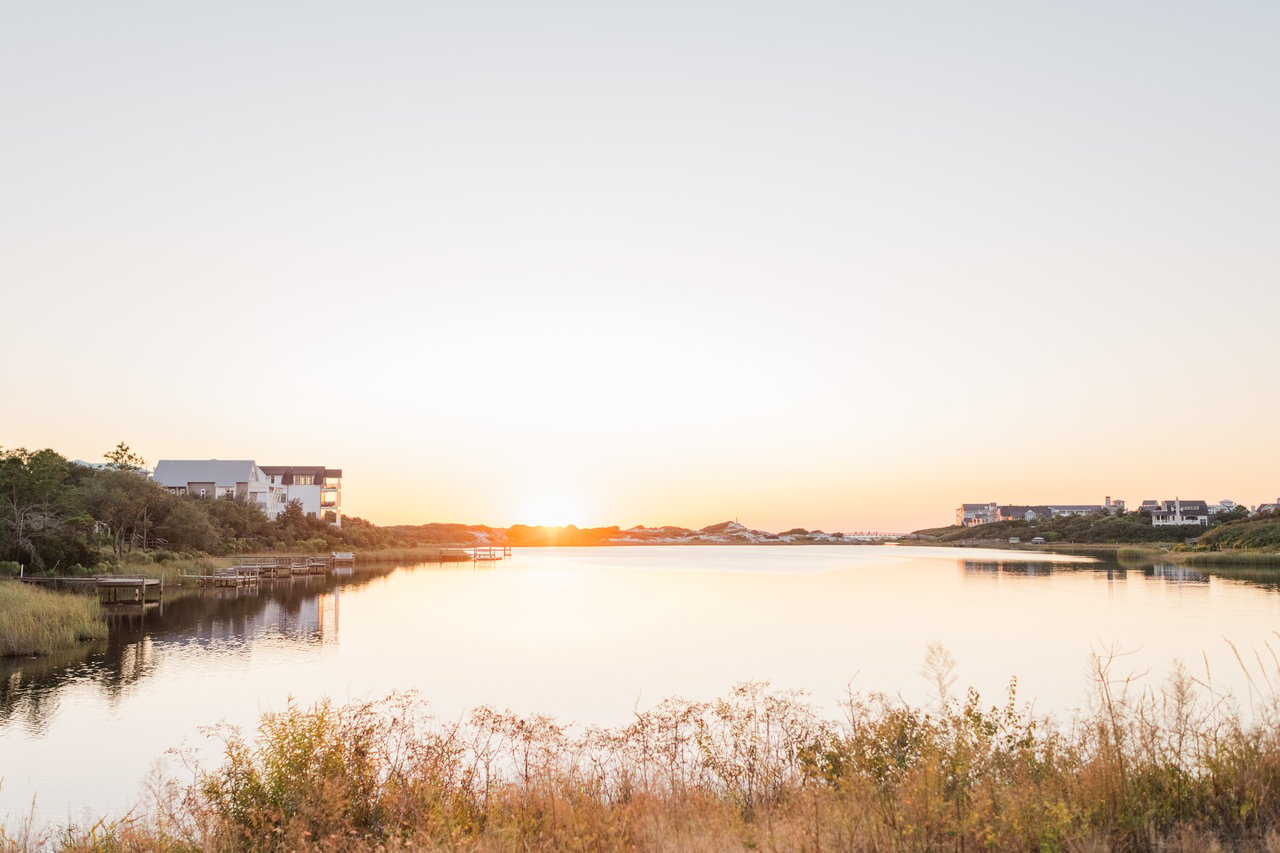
[
  {"left": 962, "top": 556, "right": 1237, "bottom": 588},
  {"left": 961, "top": 560, "right": 1074, "bottom": 576},
  {"left": 0, "top": 566, "right": 395, "bottom": 734},
  {"left": 1145, "top": 563, "right": 1208, "bottom": 584}
]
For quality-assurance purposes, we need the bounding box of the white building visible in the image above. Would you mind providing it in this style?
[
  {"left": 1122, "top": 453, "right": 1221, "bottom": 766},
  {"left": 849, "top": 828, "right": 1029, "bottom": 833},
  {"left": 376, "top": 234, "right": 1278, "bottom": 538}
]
[
  {"left": 261, "top": 466, "right": 343, "bottom": 525},
  {"left": 957, "top": 503, "right": 997, "bottom": 526},
  {"left": 1150, "top": 499, "right": 1211, "bottom": 527},
  {"left": 152, "top": 460, "right": 286, "bottom": 520}
]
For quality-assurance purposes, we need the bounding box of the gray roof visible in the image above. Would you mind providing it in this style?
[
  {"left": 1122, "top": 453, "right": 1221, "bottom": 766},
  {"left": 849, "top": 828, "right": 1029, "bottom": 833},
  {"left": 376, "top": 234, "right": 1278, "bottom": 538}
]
[{"left": 153, "top": 459, "right": 262, "bottom": 487}]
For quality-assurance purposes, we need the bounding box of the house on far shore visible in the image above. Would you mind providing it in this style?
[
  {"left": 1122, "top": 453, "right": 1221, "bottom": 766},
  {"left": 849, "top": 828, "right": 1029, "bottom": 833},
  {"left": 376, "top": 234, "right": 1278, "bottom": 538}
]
[
  {"left": 152, "top": 460, "right": 286, "bottom": 520},
  {"left": 998, "top": 505, "right": 1054, "bottom": 522},
  {"left": 957, "top": 503, "right": 997, "bottom": 526},
  {"left": 261, "top": 466, "right": 343, "bottom": 526},
  {"left": 1150, "top": 499, "right": 1211, "bottom": 527}
]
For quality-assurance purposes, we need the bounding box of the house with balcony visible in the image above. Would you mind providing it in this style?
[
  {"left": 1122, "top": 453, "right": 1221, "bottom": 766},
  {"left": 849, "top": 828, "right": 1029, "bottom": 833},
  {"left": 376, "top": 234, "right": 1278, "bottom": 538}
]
[
  {"left": 1150, "top": 499, "right": 1211, "bottom": 527},
  {"left": 957, "top": 503, "right": 998, "bottom": 526},
  {"left": 152, "top": 460, "right": 286, "bottom": 520},
  {"left": 261, "top": 466, "right": 343, "bottom": 525},
  {"left": 997, "top": 505, "right": 1054, "bottom": 522}
]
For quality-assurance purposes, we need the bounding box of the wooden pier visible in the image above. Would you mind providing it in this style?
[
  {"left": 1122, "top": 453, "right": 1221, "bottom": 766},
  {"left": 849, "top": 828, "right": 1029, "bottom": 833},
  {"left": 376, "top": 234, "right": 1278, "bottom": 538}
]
[
  {"left": 182, "top": 566, "right": 264, "bottom": 588},
  {"left": 426, "top": 546, "right": 513, "bottom": 563},
  {"left": 17, "top": 575, "right": 163, "bottom": 604}
]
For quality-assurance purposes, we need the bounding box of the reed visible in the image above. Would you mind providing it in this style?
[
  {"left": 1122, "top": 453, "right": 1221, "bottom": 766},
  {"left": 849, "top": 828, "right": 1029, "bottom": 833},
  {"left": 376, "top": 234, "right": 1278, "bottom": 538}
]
[
  {"left": 0, "top": 582, "right": 108, "bottom": 657},
  {"left": 1179, "top": 550, "right": 1280, "bottom": 567},
  {"left": 40, "top": 655, "right": 1280, "bottom": 852}
]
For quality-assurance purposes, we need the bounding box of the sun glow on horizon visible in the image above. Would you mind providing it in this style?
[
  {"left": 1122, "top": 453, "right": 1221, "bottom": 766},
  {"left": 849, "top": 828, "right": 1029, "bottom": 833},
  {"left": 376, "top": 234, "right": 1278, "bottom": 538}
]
[{"left": 510, "top": 488, "right": 592, "bottom": 528}]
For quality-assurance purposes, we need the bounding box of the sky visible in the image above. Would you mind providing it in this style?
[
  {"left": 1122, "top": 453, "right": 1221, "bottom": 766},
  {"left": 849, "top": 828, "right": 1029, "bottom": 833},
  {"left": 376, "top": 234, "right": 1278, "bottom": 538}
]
[{"left": 3, "top": 1, "right": 1277, "bottom": 532}]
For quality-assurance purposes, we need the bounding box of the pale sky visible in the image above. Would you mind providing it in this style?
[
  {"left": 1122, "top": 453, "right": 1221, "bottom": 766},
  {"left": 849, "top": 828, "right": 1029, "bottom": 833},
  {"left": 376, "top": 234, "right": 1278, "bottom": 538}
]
[{"left": 3, "top": 2, "right": 1277, "bottom": 532}]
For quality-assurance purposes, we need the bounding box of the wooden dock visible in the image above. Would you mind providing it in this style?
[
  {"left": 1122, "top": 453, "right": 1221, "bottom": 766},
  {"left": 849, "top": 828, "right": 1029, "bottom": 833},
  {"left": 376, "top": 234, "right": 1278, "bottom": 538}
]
[
  {"left": 427, "top": 546, "right": 513, "bottom": 563},
  {"left": 17, "top": 575, "right": 163, "bottom": 604},
  {"left": 182, "top": 567, "right": 263, "bottom": 588}
]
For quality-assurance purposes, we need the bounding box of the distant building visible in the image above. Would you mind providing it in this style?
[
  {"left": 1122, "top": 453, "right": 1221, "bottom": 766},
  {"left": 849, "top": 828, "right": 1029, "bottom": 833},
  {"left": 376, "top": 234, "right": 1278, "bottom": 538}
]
[
  {"left": 957, "top": 503, "right": 997, "bottom": 526},
  {"left": 152, "top": 460, "right": 286, "bottom": 519},
  {"left": 1150, "top": 499, "right": 1211, "bottom": 527},
  {"left": 1209, "top": 500, "right": 1240, "bottom": 515},
  {"left": 1047, "top": 504, "right": 1105, "bottom": 518},
  {"left": 998, "top": 505, "right": 1054, "bottom": 522},
  {"left": 960, "top": 496, "right": 1126, "bottom": 527},
  {"left": 261, "top": 466, "right": 343, "bottom": 525},
  {"left": 1137, "top": 499, "right": 1161, "bottom": 514}
]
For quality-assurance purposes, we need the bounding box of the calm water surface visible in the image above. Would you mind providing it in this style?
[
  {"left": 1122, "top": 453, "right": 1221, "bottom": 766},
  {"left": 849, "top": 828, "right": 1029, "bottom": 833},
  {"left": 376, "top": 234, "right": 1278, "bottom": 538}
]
[{"left": 3, "top": 545, "right": 1280, "bottom": 823}]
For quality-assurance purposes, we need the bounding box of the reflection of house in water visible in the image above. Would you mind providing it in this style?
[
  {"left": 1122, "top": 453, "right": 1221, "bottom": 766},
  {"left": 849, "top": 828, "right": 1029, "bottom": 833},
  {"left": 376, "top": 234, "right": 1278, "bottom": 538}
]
[
  {"left": 259, "top": 593, "right": 340, "bottom": 639},
  {"left": 1146, "top": 563, "right": 1208, "bottom": 584},
  {"left": 962, "top": 560, "right": 1057, "bottom": 576},
  {"left": 185, "top": 589, "right": 340, "bottom": 645}
]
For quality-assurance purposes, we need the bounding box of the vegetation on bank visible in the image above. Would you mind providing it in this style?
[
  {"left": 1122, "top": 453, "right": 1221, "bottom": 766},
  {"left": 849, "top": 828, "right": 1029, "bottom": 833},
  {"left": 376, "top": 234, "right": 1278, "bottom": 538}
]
[
  {"left": 0, "top": 582, "right": 107, "bottom": 656},
  {"left": 1196, "top": 514, "right": 1280, "bottom": 552},
  {"left": 0, "top": 445, "right": 504, "bottom": 576},
  {"left": 914, "top": 511, "right": 1209, "bottom": 544},
  {"left": 20, "top": 658, "right": 1280, "bottom": 852},
  {"left": 916, "top": 511, "right": 1280, "bottom": 567}
]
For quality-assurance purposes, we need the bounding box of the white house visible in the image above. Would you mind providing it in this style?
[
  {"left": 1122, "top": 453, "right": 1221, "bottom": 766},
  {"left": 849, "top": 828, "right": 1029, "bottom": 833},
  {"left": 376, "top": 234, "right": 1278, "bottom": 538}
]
[
  {"left": 957, "top": 503, "right": 997, "bottom": 526},
  {"left": 152, "top": 460, "right": 286, "bottom": 520},
  {"left": 261, "top": 466, "right": 343, "bottom": 525},
  {"left": 1150, "top": 499, "right": 1211, "bottom": 527}
]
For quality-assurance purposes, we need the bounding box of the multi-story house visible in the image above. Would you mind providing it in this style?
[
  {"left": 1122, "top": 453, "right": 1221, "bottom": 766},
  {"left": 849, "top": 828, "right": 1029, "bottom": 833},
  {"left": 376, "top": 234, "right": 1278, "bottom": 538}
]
[
  {"left": 261, "top": 466, "right": 343, "bottom": 525},
  {"left": 957, "top": 503, "right": 998, "bottom": 526},
  {"left": 1150, "top": 499, "right": 1211, "bottom": 527},
  {"left": 152, "top": 460, "right": 286, "bottom": 520},
  {"left": 997, "top": 505, "right": 1054, "bottom": 522}
]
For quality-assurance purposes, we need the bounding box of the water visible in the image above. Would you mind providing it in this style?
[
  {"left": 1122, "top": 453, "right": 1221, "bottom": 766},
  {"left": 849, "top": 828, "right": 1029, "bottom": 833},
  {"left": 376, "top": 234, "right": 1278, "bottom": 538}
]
[{"left": 2, "top": 545, "right": 1279, "bottom": 824}]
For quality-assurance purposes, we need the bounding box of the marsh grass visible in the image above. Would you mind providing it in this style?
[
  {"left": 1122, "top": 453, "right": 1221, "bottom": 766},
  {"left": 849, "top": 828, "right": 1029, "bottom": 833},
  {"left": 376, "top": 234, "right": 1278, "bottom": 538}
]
[
  {"left": 1180, "top": 550, "right": 1280, "bottom": 567},
  {"left": 36, "top": 649, "right": 1280, "bottom": 853},
  {"left": 0, "top": 582, "right": 107, "bottom": 657}
]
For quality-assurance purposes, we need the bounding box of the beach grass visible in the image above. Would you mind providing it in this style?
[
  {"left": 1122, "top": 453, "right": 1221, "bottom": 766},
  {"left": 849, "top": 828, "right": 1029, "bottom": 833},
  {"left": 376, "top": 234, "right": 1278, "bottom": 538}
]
[
  {"left": 31, "top": 652, "right": 1280, "bottom": 852},
  {"left": 0, "top": 582, "right": 108, "bottom": 657}
]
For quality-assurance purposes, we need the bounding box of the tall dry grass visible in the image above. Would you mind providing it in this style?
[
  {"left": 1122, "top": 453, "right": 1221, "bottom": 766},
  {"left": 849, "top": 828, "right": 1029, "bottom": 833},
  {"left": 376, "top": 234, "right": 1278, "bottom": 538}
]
[
  {"left": 0, "top": 582, "right": 107, "bottom": 657},
  {"left": 31, "top": 648, "right": 1280, "bottom": 853}
]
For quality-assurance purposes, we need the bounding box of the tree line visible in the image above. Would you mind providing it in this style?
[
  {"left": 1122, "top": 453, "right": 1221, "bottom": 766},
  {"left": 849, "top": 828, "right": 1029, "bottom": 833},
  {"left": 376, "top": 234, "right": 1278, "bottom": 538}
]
[{"left": 0, "top": 445, "right": 494, "bottom": 574}]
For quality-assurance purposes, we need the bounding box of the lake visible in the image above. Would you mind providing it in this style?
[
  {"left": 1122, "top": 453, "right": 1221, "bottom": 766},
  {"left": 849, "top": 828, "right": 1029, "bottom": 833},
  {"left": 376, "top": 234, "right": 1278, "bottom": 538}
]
[{"left": 3, "top": 544, "right": 1280, "bottom": 825}]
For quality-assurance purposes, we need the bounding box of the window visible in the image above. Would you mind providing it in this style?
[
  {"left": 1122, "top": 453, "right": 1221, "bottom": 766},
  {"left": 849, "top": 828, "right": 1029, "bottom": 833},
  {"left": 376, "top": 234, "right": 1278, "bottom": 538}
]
[
  {"left": 294, "top": 474, "right": 315, "bottom": 486},
  {"left": 199, "top": 488, "right": 207, "bottom": 498}
]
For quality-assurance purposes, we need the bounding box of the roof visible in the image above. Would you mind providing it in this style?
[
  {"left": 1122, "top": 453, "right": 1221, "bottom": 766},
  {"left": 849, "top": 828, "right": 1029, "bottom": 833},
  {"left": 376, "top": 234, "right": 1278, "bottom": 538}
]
[
  {"left": 260, "top": 465, "right": 342, "bottom": 482},
  {"left": 1161, "top": 499, "right": 1209, "bottom": 510},
  {"left": 1048, "top": 505, "right": 1104, "bottom": 512},
  {"left": 961, "top": 503, "right": 994, "bottom": 510},
  {"left": 1000, "top": 505, "right": 1053, "bottom": 516},
  {"left": 153, "top": 460, "right": 261, "bottom": 487}
]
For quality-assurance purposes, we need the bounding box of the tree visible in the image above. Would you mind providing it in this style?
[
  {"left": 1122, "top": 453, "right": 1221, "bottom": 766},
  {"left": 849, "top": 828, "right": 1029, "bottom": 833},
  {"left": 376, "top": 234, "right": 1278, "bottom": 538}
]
[
  {"left": 104, "top": 442, "right": 147, "bottom": 471},
  {"left": 156, "top": 497, "right": 223, "bottom": 553},
  {"left": 0, "top": 448, "right": 82, "bottom": 570},
  {"left": 80, "top": 469, "right": 170, "bottom": 561}
]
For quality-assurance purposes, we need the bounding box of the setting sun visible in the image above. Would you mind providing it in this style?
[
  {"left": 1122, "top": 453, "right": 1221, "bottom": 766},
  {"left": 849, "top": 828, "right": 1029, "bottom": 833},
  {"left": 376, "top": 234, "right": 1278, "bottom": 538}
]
[{"left": 511, "top": 488, "right": 590, "bottom": 528}]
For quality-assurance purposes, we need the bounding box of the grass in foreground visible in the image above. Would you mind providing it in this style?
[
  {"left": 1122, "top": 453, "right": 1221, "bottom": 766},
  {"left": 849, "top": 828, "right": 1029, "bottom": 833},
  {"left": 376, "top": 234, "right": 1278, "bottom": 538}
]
[
  {"left": 0, "top": 582, "right": 107, "bottom": 657},
  {"left": 22, "top": 651, "right": 1280, "bottom": 852}
]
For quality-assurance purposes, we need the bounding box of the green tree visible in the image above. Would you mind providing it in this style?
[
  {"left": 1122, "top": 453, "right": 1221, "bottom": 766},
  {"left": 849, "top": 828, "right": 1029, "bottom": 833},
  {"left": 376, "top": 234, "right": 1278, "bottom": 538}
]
[
  {"left": 156, "top": 497, "right": 223, "bottom": 553},
  {"left": 0, "top": 448, "right": 81, "bottom": 570},
  {"left": 80, "top": 468, "right": 171, "bottom": 561},
  {"left": 104, "top": 441, "right": 147, "bottom": 471}
]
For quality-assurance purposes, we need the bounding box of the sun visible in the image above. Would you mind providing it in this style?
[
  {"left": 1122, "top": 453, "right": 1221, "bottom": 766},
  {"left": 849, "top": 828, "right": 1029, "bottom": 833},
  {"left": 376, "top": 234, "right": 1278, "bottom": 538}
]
[{"left": 512, "top": 488, "right": 589, "bottom": 527}]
